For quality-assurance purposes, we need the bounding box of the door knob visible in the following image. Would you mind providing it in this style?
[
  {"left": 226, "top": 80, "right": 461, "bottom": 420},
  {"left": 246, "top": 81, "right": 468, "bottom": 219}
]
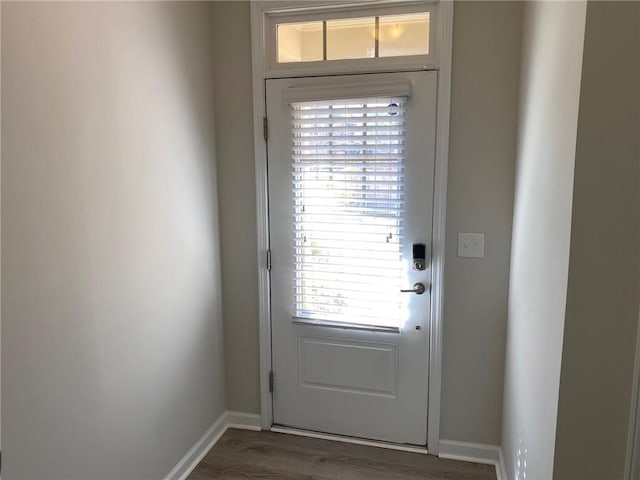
[{"left": 400, "top": 282, "right": 426, "bottom": 295}]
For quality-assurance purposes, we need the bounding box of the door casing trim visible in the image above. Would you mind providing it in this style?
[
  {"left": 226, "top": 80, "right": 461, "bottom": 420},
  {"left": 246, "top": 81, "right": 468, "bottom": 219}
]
[{"left": 250, "top": 0, "right": 454, "bottom": 455}]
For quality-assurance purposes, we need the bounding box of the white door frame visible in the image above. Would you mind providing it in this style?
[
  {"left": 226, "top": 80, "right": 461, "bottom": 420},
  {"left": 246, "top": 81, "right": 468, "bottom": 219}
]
[{"left": 249, "top": 0, "right": 454, "bottom": 455}]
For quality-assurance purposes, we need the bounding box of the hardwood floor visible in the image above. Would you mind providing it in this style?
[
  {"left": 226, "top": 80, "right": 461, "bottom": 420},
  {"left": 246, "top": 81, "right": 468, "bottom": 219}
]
[{"left": 188, "top": 429, "right": 497, "bottom": 480}]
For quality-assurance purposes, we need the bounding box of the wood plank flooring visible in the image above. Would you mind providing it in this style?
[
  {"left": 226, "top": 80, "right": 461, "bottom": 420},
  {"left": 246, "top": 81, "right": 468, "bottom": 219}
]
[{"left": 188, "top": 429, "right": 497, "bottom": 480}]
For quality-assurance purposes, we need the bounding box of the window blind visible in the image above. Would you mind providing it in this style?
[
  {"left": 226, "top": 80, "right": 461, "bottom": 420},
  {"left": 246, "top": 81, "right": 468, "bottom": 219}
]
[{"left": 291, "top": 96, "right": 407, "bottom": 328}]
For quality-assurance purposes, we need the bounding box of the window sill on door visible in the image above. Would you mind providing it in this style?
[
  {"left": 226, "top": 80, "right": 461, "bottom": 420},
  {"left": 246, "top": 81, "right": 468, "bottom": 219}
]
[{"left": 292, "top": 317, "right": 401, "bottom": 334}]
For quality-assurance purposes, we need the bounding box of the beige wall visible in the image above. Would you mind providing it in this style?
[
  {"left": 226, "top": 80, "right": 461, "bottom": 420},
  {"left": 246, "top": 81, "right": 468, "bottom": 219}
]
[
  {"left": 215, "top": 1, "right": 523, "bottom": 446},
  {"left": 1, "top": 2, "right": 226, "bottom": 478},
  {"left": 553, "top": 2, "right": 640, "bottom": 478},
  {"left": 501, "top": 2, "right": 587, "bottom": 479},
  {"left": 211, "top": 1, "right": 261, "bottom": 414},
  {"left": 441, "top": 1, "right": 522, "bottom": 444}
]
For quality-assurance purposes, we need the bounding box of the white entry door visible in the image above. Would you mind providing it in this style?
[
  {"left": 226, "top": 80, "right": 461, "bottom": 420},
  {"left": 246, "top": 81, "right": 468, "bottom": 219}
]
[{"left": 267, "top": 71, "right": 437, "bottom": 446}]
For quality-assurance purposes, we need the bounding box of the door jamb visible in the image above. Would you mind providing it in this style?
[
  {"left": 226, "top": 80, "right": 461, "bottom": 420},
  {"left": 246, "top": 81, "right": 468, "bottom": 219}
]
[{"left": 250, "top": 0, "right": 454, "bottom": 455}]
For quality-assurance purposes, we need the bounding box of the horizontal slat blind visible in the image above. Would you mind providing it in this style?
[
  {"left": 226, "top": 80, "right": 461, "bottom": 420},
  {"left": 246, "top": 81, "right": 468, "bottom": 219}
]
[{"left": 291, "top": 96, "right": 407, "bottom": 328}]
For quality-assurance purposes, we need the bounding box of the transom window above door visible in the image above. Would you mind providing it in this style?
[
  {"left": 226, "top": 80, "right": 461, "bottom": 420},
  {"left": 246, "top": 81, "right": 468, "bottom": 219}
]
[
  {"left": 262, "top": 2, "right": 438, "bottom": 75},
  {"left": 277, "top": 12, "right": 430, "bottom": 63}
]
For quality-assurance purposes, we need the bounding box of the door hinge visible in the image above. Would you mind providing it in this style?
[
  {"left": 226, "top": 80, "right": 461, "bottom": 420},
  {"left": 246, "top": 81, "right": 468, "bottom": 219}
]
[
  {"left": 269, "top": 370, "right": 274, "bottom": 393},
  {"left": 263, "top": 116, "right": 269, "bottom": 141},
  {"left": 266, "top": 249, "right": 272, "bottom": 271}
]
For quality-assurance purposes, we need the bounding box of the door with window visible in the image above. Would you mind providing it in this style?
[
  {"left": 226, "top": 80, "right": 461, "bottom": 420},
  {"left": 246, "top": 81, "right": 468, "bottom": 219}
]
[{"left": 267, "top": 71, "right": 436, "bottom": 445}]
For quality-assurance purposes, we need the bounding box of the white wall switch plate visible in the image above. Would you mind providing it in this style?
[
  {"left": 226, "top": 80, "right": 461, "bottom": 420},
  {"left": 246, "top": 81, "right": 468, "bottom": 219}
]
[{"left": 458, "top": 233, "right": 485, "bottom": 258}]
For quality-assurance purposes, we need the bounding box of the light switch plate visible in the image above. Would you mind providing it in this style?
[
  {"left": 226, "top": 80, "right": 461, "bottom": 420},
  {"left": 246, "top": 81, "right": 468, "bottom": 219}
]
[{"left": 458, "top": 233, "right": 485, "bottom": 258}]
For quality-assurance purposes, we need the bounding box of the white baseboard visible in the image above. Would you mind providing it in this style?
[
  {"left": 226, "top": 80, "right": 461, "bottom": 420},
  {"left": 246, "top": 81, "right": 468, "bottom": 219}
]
[
  {"left": 225, "top": 411, "right": 262, "bottom": 431},
  {"left": 164, "top": 413, "right": 228, "bottom": 480},
  {"left": 439, "top": 439, "right": 506, "bottom": 480},
  {"left": 497, "top": 447, "right": 507, "bottom": 480},
  {"left": 164, "top": 410, "right": 263, "bottom": 480}
]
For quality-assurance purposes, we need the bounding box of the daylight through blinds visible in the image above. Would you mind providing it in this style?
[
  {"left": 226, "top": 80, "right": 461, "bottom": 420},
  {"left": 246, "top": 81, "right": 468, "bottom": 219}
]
[{"left": 291, "top": 96, "right": 407, "bottom": 328}]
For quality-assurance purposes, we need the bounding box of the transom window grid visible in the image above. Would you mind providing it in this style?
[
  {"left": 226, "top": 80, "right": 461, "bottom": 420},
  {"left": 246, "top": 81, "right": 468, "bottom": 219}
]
[
  {"left": 291, "top": 97, "right": 408, "bottom": 328},
  {"left": 277, "top": 12, "right": 430, "bottom": 64}
]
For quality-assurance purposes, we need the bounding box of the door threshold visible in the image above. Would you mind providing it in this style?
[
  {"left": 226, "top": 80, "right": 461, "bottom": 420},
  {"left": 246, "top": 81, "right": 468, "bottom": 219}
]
[{"left": 270, "top": 425, "right": 429, "bottom": 455}]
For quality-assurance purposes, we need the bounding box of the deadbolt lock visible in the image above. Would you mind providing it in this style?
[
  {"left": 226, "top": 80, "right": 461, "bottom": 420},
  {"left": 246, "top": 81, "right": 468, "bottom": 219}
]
[{"left": 413, "top": 243, "right": 427, "bottom": 271}]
